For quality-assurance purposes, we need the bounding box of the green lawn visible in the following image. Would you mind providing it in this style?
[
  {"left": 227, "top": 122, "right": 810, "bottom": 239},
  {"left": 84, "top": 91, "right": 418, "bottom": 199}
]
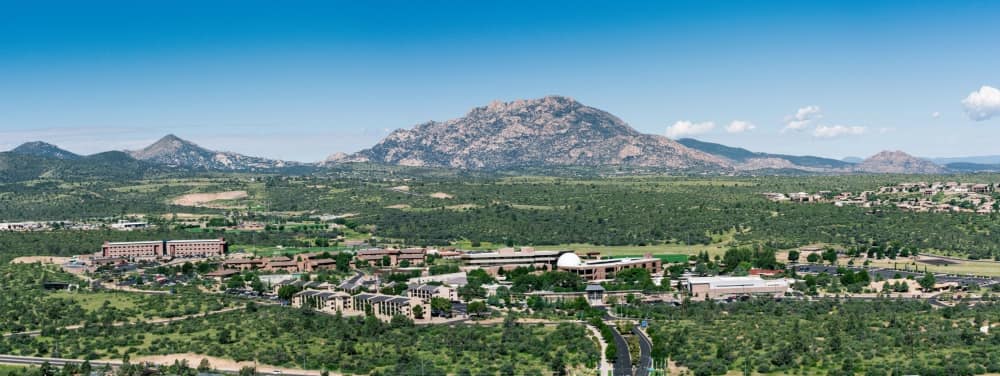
[
  {"left": 0, "top": 365, "right": 29, "bottom": 376},
  {"left": 49, "top": 291, "right": 137, "bottom": 311}
]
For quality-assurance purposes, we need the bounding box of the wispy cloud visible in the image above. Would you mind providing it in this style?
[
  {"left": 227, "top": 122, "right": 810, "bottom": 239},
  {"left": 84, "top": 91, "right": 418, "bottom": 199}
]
[
  {"left": 813, "top": 125, "right": 866, "bottom": 138},
  {"left": 783, "top": 105, "right": 822, "bottom": 131}
]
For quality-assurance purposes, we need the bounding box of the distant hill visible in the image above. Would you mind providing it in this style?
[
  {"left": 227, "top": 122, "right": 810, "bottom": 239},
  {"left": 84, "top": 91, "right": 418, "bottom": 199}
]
[
  {"left": 842, "top": 156, "right": 864, "bottom": 163},
  {"left": 0, "top": 150, "right": 171, "bottom": 183},
  {"left": 341, "top": 96, "right": 731, "bottom": 170},
  {"left": 676, "top": 138, "right": 854, "bottom": 172},
  {"left": 854, "top": 151, "right": 946, "bottom": 174},
  {"left": 930, "top": 155, "right": 1000, "bottom": 165},
  {"left": 128, "top": 134, "right": 298, "bottom": 171},
  {"left": 944, "top": 162, "right": 1000, "bottom": 172},
  {"left": 9, "top": 141, "right": 81, "bottom": 160}
]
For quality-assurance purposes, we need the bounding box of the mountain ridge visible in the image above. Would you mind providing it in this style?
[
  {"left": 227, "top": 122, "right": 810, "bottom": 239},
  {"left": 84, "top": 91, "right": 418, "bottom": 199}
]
[
  {"left": 127, "top": 134, "right": 297, "bottom": 171},
  {"left": 676, "top": 138, "right": 854, "bottom": 172}
]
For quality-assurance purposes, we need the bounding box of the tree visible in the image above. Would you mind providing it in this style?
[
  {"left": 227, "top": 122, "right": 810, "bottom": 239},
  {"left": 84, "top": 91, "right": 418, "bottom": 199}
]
[
  {"left": 197, "top": 359, "right": 212, "bottom": 372},
  {"left": 468, "top": 301, "right": 488, "bottom": 317},
  {"left": 458, "top": 284, "right": 486, "bottom": 302},
  {"left": 412, "top": 304, "right": 424, "bottom": 319},
  {"left": 238, "top": 366, "right": 256, "bottom": 376},
  {"left": 787, "top": 250, "right": 800, "bottom": 263},
  {"left": 278, "top": 285, "right": 302, "bottom": 301},
  {"left": 822, "top": 248, "right": 839, "bottom": 265},
  {"left": 431, "top": 297, "right": 452, "bottom": 315},
  {"left": 806, "top": 253, "right": 821, "bottom": 263},
  {"left": 226, "top": 275, "right": 245, "bottom": 289},
  {"left": 336, "top": 252, "right": 352, "bottom": 272},
  {"left": 919, "top": 272, "right": 937, "bottom": 291},
  {"left": 250, "top": 279, "right": 265, "bottom": 294}
]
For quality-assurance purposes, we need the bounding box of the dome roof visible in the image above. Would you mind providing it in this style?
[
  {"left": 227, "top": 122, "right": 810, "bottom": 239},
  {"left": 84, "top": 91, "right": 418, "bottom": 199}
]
[{"left": 556, "top": 252, "right": 583, "bottom": 268}]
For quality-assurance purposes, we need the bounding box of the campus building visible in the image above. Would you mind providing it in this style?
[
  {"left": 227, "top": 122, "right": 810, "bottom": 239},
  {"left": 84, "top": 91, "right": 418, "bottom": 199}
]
[
  {"left": 460, "top": 247, "right": 569, "bottom": 273},
  {"left": 292, "top": 290, "right": 352, "bottom": 312},
  {"left": 101, "top": 240, "right": 164, "bottom": 260},
  {"left": 406, "top": 284, "right": 458, "bottom": 302},
  {"left": 166, "top": 239, "right": 226, "bottom": 258},
  {"left": 352, "top": 293, "right": 429, "bottom": 322},
  {"left": 356, "top": 248, "right": 427, "bottom": 267},
  {"left": 554, "top": 252, "right": 662, "bottom": 281},
  {"left": 101, "top": 238, "right": 226, "bottom": 260},
  {"left": 685, "top": 276, "right": 791, "bottom": 300}
]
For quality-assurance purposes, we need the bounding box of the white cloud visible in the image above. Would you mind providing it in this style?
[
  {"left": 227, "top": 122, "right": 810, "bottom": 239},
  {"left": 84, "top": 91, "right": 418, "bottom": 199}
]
[
  {"left": 665, "top": 120, "right": 715, "bottom": 138},
  {"left": 931, "top": 111, "right": 941, "bottom": 119},
  {"left": 783, "top": 105, "right": 822, "bottom": 131},
  {"left": 962, "top": 85, "right": 1000, "bottom": 121},
  {"left": 725, "top": 120, "right": 756, "bottom": 133},
  {"left": 813, "top": 125, "right": 867, "bottom": 138}
]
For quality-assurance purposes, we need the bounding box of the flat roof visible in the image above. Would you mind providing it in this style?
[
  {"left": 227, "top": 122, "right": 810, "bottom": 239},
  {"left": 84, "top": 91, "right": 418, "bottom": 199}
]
[
  {"left": 106, "top": 241, "right": 163, "bottom": 246},
  {"left": 688, "top": 276, "right": 790, "bottom": 289},
  {"left": 462, "top": 250, "right": 563, "bottom": 259},
  {"left": 388, "top": 297, "right": 412, "bottom": 305}
]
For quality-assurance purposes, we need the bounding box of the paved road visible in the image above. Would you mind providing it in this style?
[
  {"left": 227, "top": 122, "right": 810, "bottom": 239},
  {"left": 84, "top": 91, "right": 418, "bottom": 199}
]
[
  {"left": 632, "top": 326, "right": 652, "bottom": 376},
  {"left": 607, "top": 326, "right": 632, "bottom": 376},
  {"left": 0, "top": 355, "right": 118, "bottom": 368}
]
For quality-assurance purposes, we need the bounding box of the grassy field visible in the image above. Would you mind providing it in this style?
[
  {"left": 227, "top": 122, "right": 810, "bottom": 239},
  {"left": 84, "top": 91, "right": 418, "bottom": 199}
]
[
  {"left": 49, "top": 291, "right": 137, "bottom": 311},
  {"left": 775, "top": 250, "right": 1000, "bottom": 277},
  {"left": 235, "top": 245, "right": 354, "bottom": 257},
  {"left": 0, "top": 365, "right": 28, "bottom": 376}
]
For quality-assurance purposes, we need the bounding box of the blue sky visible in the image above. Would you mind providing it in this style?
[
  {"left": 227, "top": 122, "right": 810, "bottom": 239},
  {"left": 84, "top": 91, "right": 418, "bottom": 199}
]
[{"left": 1, "top": 0, "right": 999, "bottom": 161}]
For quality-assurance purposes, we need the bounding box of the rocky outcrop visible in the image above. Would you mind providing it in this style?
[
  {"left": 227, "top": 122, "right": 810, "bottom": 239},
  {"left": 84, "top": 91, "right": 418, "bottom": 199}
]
[{"left": 344, "top": 96, "right": 730, "bottom": 170}]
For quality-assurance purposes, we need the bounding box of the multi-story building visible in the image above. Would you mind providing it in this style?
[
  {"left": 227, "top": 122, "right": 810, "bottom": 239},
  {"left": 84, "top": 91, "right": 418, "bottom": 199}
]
[
  {"left": 406, "top": 284, "right": 457, "bottom": 302},
  {"left": 166, "top": 239, "right": 226, "bottom": 258},
  {"left": 352, "top": 293, "right": 429, "bottom": 322},
  {"left": 292, "top": 290, "right": 352, "bottom": 312},
  {"left": 101, "top": 238, "right": 226, "bottom": 260},
  {"left": 101, "top": 241, "right": 164, "bottom": 260},
  {"left": 356, "top": 248, "right": 427, "bottom": 267}
]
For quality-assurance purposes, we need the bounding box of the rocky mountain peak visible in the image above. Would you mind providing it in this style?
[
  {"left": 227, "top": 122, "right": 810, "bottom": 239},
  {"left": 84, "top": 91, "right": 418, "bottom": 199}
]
[
  {"left": 855, "top": 150, "right": 945, "bottom": 174},
  {"left": 128, "top": 134, "right": 294, "bottom": 171},
  {"left": 345, "top": 96, "right": 729, "bottom": 170}
]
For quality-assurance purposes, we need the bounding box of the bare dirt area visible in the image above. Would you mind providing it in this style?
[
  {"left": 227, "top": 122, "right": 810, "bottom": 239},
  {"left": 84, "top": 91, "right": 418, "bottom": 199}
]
[
  {"left": 128, "top": 353, "right": 339, "bottom": 376},
  {"left": 171, "top": 191, "right": 248, "bottom": 207},
  {"left": 10, "top": 256, "right": 72, "bottom": 265},
  {"left": 429, "top": 192, "right": 453, "bottom": 199}
]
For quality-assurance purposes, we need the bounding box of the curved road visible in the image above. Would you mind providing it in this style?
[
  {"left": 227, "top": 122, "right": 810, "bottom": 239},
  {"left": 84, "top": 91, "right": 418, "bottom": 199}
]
[
  {"left": 608, "top": 326, "right": 632, "bottom": 376},
  {"left": 631, "top": 326, "right": 652, "bottom": 376}
]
